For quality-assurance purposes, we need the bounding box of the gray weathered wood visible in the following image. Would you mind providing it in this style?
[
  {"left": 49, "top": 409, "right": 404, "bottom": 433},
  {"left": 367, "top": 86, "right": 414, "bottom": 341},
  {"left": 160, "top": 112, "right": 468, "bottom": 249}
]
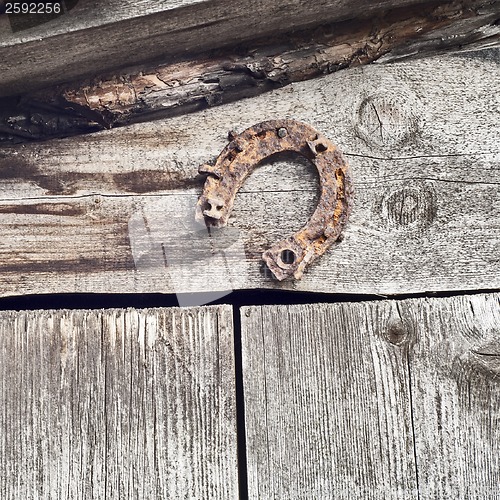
[
  {"left": 242, "top": 300, "right": 418, "bottom": 499},
  {"left": 0, "top": 54, "right": 498, "bottom": 296},
  {"left": 241, "top": 292, "right": 500, "bottom": 499},
  {"left": 0, "top": 0, "right": 498, "bottom": 96},
  {"left": 3, "top": 2, "right": 499, "bottom": 142},
  {"left": 0, "top": 306, "right": 238, "bottom": 499},
  {"left": 404, "top": 293, "right": 500, "bottom": 498}
]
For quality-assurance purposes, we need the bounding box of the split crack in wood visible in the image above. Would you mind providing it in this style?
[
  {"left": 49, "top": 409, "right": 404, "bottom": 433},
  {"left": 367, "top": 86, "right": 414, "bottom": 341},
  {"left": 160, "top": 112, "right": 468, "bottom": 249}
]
[{"left": 196, "top": 119, "right": 353, "bottom": 281}]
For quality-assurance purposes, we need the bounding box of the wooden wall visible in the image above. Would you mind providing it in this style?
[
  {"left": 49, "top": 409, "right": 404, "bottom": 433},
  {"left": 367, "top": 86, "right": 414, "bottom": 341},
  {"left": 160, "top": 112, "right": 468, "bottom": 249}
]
[
  {"left": 0, "top": 54, "right": 498, "bottom": 297},
  {"left": 242, "top": 295, "right": 500, "bottom": 499},
  {"left": 0, "top": 306, "right": 238, "bottom": 498},
  {"left": 2, "top": 0, "right": 497, "bottom": 95},
  {"left": 0, "top": 1, "right": 499, "bottom": 498},
  {"left": 1, "top": 295, "right": 499, "bottom": 498}
]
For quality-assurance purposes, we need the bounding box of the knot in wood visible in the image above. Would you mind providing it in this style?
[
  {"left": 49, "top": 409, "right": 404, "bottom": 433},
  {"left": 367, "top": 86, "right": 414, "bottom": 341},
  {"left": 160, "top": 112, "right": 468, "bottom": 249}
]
[
  {"left": 356, "top": 91, "right": 422, "bottom": 149},
  {"left": 382, "top": 183, "right": 437, "bottom": 230},
  {"left": 385, "top": 316, "right": 410, "bottom": 346}
]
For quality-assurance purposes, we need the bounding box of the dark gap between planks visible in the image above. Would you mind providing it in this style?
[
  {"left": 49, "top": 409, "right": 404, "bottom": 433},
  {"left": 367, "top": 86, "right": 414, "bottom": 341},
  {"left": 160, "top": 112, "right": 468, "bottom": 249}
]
[{"left": 0, "top": 288, "right": 499, "bottom": 310}]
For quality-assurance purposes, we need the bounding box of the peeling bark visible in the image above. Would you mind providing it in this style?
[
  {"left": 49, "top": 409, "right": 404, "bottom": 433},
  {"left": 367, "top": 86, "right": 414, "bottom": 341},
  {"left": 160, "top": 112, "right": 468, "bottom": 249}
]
[{"left": 1, "top": 0, "right": 499, "bottom": 143}]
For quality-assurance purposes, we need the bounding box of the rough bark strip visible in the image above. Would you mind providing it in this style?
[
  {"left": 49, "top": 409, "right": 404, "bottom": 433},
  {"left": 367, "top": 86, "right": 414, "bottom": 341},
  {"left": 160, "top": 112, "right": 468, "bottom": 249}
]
[
  {"left": 0, "top": 54, "right": 498, "bottom": 296},
  {"left": 241, "top": 292, "right": 500, "bottom": 499},
  {"left": 2, "top": 0, "right": 499, "bottom": 143},
  {"left": 0, "top": 306, "right": 238, "bottom": 499},
  {"left": 5, "top": 0, "right": 497, "bottom": 97}
]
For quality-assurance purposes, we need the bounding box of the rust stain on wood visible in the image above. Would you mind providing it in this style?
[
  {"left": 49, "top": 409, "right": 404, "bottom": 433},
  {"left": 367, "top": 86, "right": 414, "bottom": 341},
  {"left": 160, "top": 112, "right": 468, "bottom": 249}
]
[
  {"left": 0, "top": 203, "right": 87, "bottom": 216},
  {"left": 113, "top": 170, "right": 204, "bottom": 194},
  {"left": 0, "top": 155, "right": 203, "bottom": 195}
]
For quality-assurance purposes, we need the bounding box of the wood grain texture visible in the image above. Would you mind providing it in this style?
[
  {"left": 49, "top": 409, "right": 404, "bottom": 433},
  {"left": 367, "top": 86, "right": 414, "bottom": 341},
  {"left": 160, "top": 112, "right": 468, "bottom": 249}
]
[
  {"left": 3, "top": 1, "right": 499, "bottom": 143},
  {"left": 0, "top": 306, "right": 238, "bottom": 499},
  {"left": 0, "top": 53, "right": 498, "bottom": 296},
  {"left": 241, "top": 300, "right": 418, "bottom": 499},
  {"left": 405, "top": 293, "right": 500, "bottom": 498},
  {"left": 1, "top": 0, "right": 498, "bottom": 95},
  {"left": 241, "top": 292, "right": 500, "bottom": 499}
]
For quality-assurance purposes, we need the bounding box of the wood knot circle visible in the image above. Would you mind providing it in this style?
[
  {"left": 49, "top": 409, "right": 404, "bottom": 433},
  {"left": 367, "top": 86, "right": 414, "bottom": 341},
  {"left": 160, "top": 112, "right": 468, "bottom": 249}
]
[
  {"left": 356, "top": 91, "right": 422, "bottom": 149},
  {"left": 385, "top": 317, "right": 409, "bottom": 346},
  {"left": 381, "top": 183, "right": 437, "bottom": 230}
]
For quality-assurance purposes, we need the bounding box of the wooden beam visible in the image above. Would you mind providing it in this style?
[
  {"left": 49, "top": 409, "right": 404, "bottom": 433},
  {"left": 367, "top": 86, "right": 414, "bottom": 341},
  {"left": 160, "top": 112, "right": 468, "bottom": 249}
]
[
  {"left": 0, "top": 0, "right": 498, "bottom": 97},
  {"left": 1, "top": 0, "right": 499, "bottom": 142},
  {"left": 0, "top": 53, "right": 498, "bottom": 297},
  {"left": 0, "top": 305, "right": 238, "bottom": 498},
  {"left": 241, "top": 293, "right": 500, "bottom": 498}
]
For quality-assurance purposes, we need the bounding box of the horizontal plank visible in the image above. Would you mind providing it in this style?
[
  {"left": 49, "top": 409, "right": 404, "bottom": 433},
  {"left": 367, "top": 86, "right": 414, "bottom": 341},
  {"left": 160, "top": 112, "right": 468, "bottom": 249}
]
[
  {"left": 2, "top": 1, "right": 499, "bottom": 142},
  {"left": 1, "top": 0, "right": 499, "bottom": 96},
  {"left": 0, "top": 53, "right": 498, "bottom": 296},
  {"left": 0, "top": 305, "right": 238, "bottom": 499},
  {"left": 0, "top": 0, "right": 442, "bottom": 95},
  {"left": 241, "top": 292, "right": 500, "bottom": 498}
]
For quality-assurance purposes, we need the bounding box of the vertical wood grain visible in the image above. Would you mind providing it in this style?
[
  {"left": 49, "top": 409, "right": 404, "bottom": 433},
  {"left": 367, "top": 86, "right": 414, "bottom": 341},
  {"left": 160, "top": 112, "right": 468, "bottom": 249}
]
[
  {"left": 241, "top": 301, "right": 418, "bottom": 499},
  {"left": 0, "top": 306, "right": 237, "bottom": 499},
  {"left": 402, "top": 294, "right": 500, "bottom": 499},
  {"left": 242, "top": 293, "right": 500, "bottom": 499}
]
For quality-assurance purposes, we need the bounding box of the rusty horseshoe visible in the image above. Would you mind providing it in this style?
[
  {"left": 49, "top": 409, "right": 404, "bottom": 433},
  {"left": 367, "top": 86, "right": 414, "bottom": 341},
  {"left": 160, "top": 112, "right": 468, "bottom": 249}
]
[{"left": 195, "top": 119, "right": 353, "bottom": 280}]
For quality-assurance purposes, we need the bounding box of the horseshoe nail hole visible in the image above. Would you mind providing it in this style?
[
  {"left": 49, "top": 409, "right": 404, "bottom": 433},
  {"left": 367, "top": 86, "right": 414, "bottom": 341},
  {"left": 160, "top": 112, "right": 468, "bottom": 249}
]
[
  {"left": 315, "top": 143, "right": 327, "bottom": 153},
  {"left": 280, "top": 249, "right": 296, "bottom": 265},
  {"left": 206, "top": 200, "right": 224, "bottom": 211}
]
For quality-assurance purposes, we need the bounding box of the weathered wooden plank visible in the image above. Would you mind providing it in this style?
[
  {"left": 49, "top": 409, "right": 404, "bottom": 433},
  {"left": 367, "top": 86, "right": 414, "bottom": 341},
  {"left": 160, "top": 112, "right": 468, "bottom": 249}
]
[
  {"left": 0, "top": 54, "right": 498, "bottom": 296},
  {"left": 0, "top": 0, "right": 437, "bottom": 95},
  {"left": 241, "top": 292, "right": 500, "bottom": 499},
  {"left": 0, "top": 306, "right": 238, "bottom": 499},
  {"left": 241, "top": 301, "right": 418, "bottom": 499},
  {"left": 1, "top": 0, "right": 498, "bottom": 96},
  {"left": 404, "top": 293, "right": 500, "bottom": 498},
  {"left": 2, "top": 1, "right": 499, "bottom": 143}
]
